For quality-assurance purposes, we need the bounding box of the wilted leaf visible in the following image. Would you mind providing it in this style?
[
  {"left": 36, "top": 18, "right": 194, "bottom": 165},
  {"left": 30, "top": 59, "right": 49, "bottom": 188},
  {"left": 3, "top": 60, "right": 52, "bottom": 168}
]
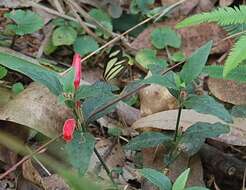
[
  {"left": 65, "top": 132, "right": 95, "bottom": 176},
  {"left": 135, "top": 48, "right": 167, "bottom": 69},
  {"left": 184, "top": 95, "right": 232, "bottom": 123},
  {"left": 52, "top": 26, "right": 77, "bottom": 46},
  {"left": 180, "top": 41, "right": 212, "bottom": 84},
  {"left": 172, "top": 168, "right": 190, "bottom": 190},
  {"left": 180, "top": 122, "right": 230, "bottom": 155},
  {"left": 124, "top": 132, "right": 172, "bottom": 150},
  {"left": 151, "top": 27, "right": 181, "bottom": 49},
  {"left": 139, "top": 168, "right": 172, "bottom": 190},
  {"left": 4, "top": 10, "right": 44, "bottom": 35}
]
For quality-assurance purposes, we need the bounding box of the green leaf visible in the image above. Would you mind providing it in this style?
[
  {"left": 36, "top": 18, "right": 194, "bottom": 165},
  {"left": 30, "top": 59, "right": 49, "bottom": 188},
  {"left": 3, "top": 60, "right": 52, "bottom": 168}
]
[
  {"left": 172, "top": 168, "right": 190, "bottom": 190},
  {"left": 180, "top": 122, "right": 229, "bottom": 155},
  {"left": 89, "top": 9, "right": 112, "bottom": 38},
  {"left": 142, "top": 72, "right": 178, "bottom": 90},
  {"left": 136, "top": 48, "right": 167, "bottom": 69},
  {"left": 12, "top": 82, "right": 24, "bottom": 94},
  {"left": 171, "top": 52, "right": 186, "bottom": 62},
  {"left": 75, "top": 81, "right": 118, "bottom": 100},
  {"left": 44, "top": 39, "right": 57, "bottom": 55},
  {"left": 180, "top": 41, "right": 212, "bottom": 84},
  {"left": 65, "top": 132, "right": 95, "bottom": 176},
  {"left": 185, "top": 187, "right": 210, "bottom": 190},
  {"left": 151, "top": 27, "right": 181, "bottom": 49},
  {"left": 139, "top": 168, "right": 172, "bottom": 190},
  {"left": 203, "top": 65, "right": 246, "bottom": 83},
  {"left": 73, "top": 36, "right": 99, "bottom": 56},
  {"left": 0, "top": 48, "right": 62, "bottom": 96},
  {"left": 108, "top": 128, "right": 122, "bottom": 137},
  {"left": 130, "top": 0, "right": 155, "bottom": 14},
  {"left": 223, "top": 35, "right": 246, "bottom": 77},
  {"left": 184, "top": 95, "right": 233, "bottom": 123},
  {"left": 231, "top": 105, "right": 246, "bottom": 118},
  {"left": 83, "top": 94, "right": 117, "bottom": 122},
  {"left": 0, "top": 66, "right": 7, "bottom": 79},
  {"left": 124, "top": 132, "right": 172, "bottom": 150},
  {"left": 60, "top": 68, "right": 75, "bottom": 93},
  {"left": 4, "top": 10, "right": 44, "bottom": 35},
  {"left": 52, "top": 26, "right": 77, "bottom": 46}
]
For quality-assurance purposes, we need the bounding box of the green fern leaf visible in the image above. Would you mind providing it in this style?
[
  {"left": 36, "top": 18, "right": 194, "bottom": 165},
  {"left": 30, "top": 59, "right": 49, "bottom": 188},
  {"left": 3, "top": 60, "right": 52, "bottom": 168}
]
[
  {"left": 223, "top": 35, "right": 246, "bottom": 76},
  {"left": 176, "top": 6, "right": 246, "bottom": 28}
]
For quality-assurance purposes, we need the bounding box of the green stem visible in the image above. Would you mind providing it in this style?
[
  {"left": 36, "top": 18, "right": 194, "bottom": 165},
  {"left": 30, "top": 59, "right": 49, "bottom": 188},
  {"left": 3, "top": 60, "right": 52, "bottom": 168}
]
[
  {"left": 174, "top": 104, "right": 182, "bottom": 142},
  {"left": 93, "top": 147, "right": 117, "bottom": 187}
]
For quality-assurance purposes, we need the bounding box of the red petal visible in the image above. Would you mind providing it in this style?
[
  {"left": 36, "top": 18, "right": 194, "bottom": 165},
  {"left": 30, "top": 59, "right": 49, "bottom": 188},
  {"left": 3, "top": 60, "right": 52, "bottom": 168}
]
[
  {"left": 72, "top": 53, "right": 82, "bottom": 90},
  {"left": 63, "top": 118, "right": 76, "bottom": 142}
]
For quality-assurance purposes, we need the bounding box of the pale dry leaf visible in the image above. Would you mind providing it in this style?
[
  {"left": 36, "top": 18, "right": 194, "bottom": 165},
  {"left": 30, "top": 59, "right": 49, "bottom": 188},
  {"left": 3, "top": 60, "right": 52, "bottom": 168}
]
[
  {"left": 42, "top": 174, "right": 70, "bottom": 190},
  {"left": 208, "top": 78, "right": 246, "bottom": 105},
  {"left": 132, "top": 109, "right": 224, "bottom": 131},
  {"left": 139, "top": 84, "right": 178, "bottom": 117},
  {"left": 22, "top": 159, "right": 43, "bottom": 188},
  {"left": 0, "top": 82, "right": 73, "bottom": 138},
  {"left": 219, "top": 0, "right": 234, "bottom": 6}
]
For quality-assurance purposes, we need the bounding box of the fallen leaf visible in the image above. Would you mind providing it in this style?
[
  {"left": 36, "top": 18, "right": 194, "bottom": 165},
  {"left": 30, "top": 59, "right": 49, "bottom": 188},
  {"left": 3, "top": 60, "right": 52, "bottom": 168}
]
[
  {"left": 42, "top": 174, "right": 70, "bottom": 190},
  {"left": 208, "top": 78, "right": 246, "bottom": 105},
  {"left": 0, "top": 82, "right": 73, "bottom": 138},
  {"left": 139, "top": 84, "right": 178, "bottom": 116}
]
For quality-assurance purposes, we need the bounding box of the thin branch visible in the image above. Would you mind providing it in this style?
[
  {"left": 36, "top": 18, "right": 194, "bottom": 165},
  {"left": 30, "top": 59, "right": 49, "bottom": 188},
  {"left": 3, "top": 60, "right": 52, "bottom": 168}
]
[{"left": 0, "top": 134, "right": 62, "bottom": 179}]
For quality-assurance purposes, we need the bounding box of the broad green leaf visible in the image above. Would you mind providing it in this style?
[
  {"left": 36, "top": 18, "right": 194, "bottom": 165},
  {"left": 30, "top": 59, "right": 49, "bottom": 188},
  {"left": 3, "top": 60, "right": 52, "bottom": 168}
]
[
  {"left": 52, "top": 26, "right": 77, "bottom": 46},
  {"left": 139, "top": 168, "right": 172, "bottom": 190},
  {"left": 171, "top": 52, "right": 186, "bottom": 62},
  {"left": 180, "top": 41, "right": 212, "bottom": 84},
  {"left": 142, "top": 72, "right": 178, "bottom": 90},
  {"left": 65, "top": 132, "right": 95, "bottom": 176},
  {"left": 89, "top": 9, "right": 112, "bottom": 38},
  {"left": 4, "top": 10, "right": 44, "bottom": 35},
  {"left": 203, "top": 65, "right": 246, "bottom": 83},
  {"left": 180, "top": 122, "right": 229, "bottom": 155},
  {"left": 124, "top": 132, "right": 172, "bottom": 150},
  {"left": 11, "top": 82, "right": 24, "bottom": 94},
  {"left": 60, "top": 68, "right": 75, "bottom": 93},
  {"left": 0, "top": 48, "right": 62, "bottom": 96},
  {"left": 83, "top": 94, "right": 117, "bottom": 122},
  {"left": 185, "top": 187, "right": 210, "bottom": 190},
  {"left": 0, "top": 66, "right": 7, "bottom": 79},
  {"left": 75, "top": 81, "right": 118, "bottom": 100},
  {"left": 172, "top": 168, "right": 190, "bottom": 190},
  {"left": 136, "top": 48, "right": 167, "bottom": 69},
  {"left": 73, "top": 36, "right": 99, "bottom": 56},
  {"left": 52, "top": 18, "right": 66, "bottom": 27},
  {"left": 184, "top": 95, "right": 233, "bottom": 123},
  {"left": 148, "top": 62, "right": 167, "bottom": 74},
  {"left": 43, "top": 39, "right": 57, "bottom": 55},
  {"left": 231, "top": 105, "right": 246, "bottom": 118},
  {"left": 151, "top": 27, "right": 181, "bottom": 49}
]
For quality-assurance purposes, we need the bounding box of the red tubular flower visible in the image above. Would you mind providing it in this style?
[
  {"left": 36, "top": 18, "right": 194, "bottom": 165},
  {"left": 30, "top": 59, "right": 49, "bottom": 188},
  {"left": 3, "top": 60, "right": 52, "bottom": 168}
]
[
  {"left": 63, "top": 118, "right": 76, "bottom": 142},
  {"left": 72, "top": 53, "right": 82, "bottom": 90}
]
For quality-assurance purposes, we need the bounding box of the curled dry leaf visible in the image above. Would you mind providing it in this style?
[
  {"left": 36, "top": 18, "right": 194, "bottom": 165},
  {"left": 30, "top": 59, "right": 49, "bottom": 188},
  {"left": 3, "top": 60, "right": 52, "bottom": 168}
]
[
  {"left": 139, "top": 84, "right": 178, "bottom": 117},
  {"left": 0, "top": 82, "right": 73, "bottom": 138},
  {"left": 208, "top": 78, "right": 246, "bottom": 105}
]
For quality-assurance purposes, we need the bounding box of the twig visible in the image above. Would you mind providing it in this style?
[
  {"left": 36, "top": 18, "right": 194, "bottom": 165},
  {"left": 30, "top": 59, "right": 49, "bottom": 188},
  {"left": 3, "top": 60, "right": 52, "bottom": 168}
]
[
  {"left": 173, "top": 105, "right": 182, "bottom": 141},
  {"left": 0, "top": 134, "right": 62, "bottom": 179},
  {"left": 28, "top": 1, "right": 95, "bottom": 29},
  {"left": 68, "top": 3, "right": 105, "bottom": 43}
]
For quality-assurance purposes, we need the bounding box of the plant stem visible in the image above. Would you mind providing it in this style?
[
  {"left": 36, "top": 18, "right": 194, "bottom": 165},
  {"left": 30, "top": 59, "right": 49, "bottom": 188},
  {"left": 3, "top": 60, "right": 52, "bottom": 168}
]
[
  {"left": 174, "top": 104, "right": 182, "bottom": 142},
  {"left": 93, "top": 147, "right": 117, "bottom": 187},
  {"left": 10, "top": 35, "right": 17, "bottom": 48}
]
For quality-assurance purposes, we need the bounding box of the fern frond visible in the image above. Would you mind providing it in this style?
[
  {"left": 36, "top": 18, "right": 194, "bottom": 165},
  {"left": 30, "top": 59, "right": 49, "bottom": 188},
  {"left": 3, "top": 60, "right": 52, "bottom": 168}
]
[
  {"left": 223, "top": 35, "right": 246, "bottom": 76},
  {"left": 176, "top": 6, "right": 246, "bottom": 28},
  {"left": 223, "top": 23, "right": 246, "bottom": 37}
]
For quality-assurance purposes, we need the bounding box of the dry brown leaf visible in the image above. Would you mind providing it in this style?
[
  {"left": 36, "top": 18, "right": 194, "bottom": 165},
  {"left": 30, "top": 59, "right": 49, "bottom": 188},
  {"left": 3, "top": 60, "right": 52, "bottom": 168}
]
[
  {"left": 208, "top": 78, "right": 246, "bottom": 105},
  {"left": 42, "top": 174, "right": 70, "bottom": 190},
  {"left": 22, "top": 159, "right": 43, "bottom": 188},
  {"left": 132, "top": 109, "right": 224, "bottom": 131},
  {"left": 139, "top": 84, "right": 178, "bottom": 116},
  {"left": 0, "top": 82, "right": 72, "bottom": 138},
  {"left": 131, "top": 21, "right": 230, "bottom": 56},
  {"left": 219, "top": 0, "right": 234, "bottom": 6}
]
